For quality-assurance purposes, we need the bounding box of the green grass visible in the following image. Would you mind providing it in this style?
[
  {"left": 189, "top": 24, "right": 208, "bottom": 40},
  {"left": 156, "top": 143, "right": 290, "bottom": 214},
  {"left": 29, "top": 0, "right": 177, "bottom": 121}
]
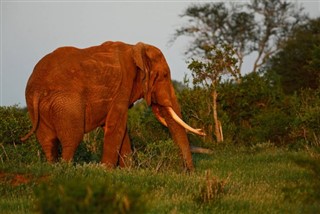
[{"left": 0, "top": 142, "right": 319, "bottom": 213}]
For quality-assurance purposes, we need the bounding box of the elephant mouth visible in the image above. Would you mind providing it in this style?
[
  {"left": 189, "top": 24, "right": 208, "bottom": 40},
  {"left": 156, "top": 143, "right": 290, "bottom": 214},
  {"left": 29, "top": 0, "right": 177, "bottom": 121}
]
[{"left": 152, "top": 105, "right": 206, "bottom": 136}]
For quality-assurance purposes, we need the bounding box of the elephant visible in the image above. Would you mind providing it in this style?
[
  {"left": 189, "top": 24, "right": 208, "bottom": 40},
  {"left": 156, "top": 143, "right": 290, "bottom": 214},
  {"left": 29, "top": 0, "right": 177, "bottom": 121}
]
[{"left": 21, "top": 41, "right": 205, "bottom": 171}]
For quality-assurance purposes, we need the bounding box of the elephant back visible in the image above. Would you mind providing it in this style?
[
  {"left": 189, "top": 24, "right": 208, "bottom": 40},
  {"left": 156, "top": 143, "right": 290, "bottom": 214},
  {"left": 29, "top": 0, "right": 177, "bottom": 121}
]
[{"left": 27, "top": 44, "right": 123, "bottom": 99}]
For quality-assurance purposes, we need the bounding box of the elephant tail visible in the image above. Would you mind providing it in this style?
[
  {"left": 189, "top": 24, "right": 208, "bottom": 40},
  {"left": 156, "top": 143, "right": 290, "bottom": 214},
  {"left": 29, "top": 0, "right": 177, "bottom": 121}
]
[{"left": 20, "top": 92, "right": 40, "bottom": 142}]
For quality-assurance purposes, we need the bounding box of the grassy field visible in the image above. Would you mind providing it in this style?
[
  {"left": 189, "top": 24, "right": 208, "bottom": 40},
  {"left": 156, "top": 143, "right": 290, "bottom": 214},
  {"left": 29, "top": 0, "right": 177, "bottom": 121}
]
[{"left": 0, "top": 142, "right": 319, "bottom": 213}]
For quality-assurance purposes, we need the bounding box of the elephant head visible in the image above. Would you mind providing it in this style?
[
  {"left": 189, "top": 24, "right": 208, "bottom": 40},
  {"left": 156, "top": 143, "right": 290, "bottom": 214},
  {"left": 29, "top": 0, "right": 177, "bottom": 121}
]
[{"left": 132, "top": 42, "right": 205, "bottom": 170}]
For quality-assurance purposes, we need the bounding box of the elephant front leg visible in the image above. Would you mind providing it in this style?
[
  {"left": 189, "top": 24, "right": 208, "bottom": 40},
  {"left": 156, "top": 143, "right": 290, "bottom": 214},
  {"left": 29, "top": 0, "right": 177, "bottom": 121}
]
[
  {"left": 119, "top": 129, "right": 133, "bottom": 168},
  {"left": 101, "top": 102, "right": 128, "bottom": 168}
]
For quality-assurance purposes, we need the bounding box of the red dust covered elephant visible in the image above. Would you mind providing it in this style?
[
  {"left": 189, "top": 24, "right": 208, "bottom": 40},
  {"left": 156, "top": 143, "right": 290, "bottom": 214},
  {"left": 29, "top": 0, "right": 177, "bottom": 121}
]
[{"left": 21, "top": 41, "right": 205, "bottom": 170}]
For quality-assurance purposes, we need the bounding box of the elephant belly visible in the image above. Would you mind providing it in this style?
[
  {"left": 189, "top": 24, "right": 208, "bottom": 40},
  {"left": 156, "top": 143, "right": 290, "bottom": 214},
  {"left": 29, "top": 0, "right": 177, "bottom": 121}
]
[{"left": 84, "top": 99, "right": 110, "bottom": 133}]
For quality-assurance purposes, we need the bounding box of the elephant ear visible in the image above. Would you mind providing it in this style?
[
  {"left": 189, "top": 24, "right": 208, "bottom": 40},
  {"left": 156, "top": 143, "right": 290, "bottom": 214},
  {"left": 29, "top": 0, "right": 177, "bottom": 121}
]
[{"left": 133, "top": 42, "right": 152, "bottom": 106}]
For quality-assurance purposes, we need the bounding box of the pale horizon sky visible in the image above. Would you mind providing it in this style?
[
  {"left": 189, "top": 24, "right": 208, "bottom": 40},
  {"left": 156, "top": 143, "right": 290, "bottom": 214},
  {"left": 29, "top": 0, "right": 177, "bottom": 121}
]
[{"left": 1, "top": 1, "right": 319, "bottom": 106}]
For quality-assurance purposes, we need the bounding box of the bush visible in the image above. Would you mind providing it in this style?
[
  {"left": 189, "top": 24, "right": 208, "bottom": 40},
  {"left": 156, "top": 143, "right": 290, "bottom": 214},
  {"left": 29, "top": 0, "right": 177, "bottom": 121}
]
[
  {"left": 177, "top": 72, "right": 320, "bottom": 147},
  {"left": 0, "top": 106, "right": 31, "bottom": 144},
  {"left": 247, "top": 108, "right": 292, "bottom": 144},
  {"left": 134, "top": 140, "right": 182, "bottom": 172},
  {"left": 194, "top": 170, "right": 230, "bottom": 204},
  {"left": 0, "top": 141, "right": 43, "bottom": 165},
  {"left": 0, "top": 106, "right": 43, "bottom": 164},
  {"left": 74, "top": 128, "right": 104, "bottom": 163},
  {"left": 34, "top": 168, "right": 147, "bottom": 214},
  {"left": 128, "top": 101, "right": 170, "bottom": 148},
  {"left": 290, "top": 89, "right": 320, "bottom": 145}
]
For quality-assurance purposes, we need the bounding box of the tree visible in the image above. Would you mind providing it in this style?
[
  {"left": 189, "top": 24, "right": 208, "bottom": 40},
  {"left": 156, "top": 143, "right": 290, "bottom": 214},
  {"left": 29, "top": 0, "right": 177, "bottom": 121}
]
[
  {"left": 218, "top": 71, "right": 291, "bottom": 144},
  {"left": 188, "top": 44, "right": 239, "bottom": 143},
  {"left": 172, "top": 0, "right": 307, "bottom": 73},
  {"left": 268, "top": 18, "right": 320, "bottom": 94}
]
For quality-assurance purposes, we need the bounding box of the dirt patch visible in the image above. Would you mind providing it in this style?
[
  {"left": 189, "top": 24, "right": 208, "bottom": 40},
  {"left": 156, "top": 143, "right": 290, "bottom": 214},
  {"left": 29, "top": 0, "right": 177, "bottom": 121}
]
[
  {"left": 11, "top": 174, "right": 31, "bottom": 186},
  {"left": 0, "top": 171, "right": 49, "bottom": 186}
]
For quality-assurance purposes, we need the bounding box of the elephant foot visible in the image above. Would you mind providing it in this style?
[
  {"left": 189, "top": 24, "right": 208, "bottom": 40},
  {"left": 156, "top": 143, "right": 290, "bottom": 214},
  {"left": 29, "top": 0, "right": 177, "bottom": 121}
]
[
  {"left": 101, "top": 156, "right": 118, "bottom": 169},
  {"left": 101, "top": 162, "right": 116, "bottom": 169}
]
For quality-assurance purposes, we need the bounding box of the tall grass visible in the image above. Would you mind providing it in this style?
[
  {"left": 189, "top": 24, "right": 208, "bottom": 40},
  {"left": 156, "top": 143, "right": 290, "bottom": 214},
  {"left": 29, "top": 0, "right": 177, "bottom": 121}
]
[
  {"left": 1, "top": 106, "right": 320, "bottom": 213},
  {"left": 1, "top": 142, "right": 320, "bottom": 213}
]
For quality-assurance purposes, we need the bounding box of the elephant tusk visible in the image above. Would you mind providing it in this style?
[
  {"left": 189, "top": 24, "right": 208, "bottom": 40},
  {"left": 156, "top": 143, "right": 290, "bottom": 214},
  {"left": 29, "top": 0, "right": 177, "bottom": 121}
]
[
  {"left": 152, "top": 105, "right": 168, "bottom": 127},
  {"left": 166, "top": 107, "right": 206, "bottom": 136},
  {"left": 157, "top": 115, "right": 168, "bottom": 127}
]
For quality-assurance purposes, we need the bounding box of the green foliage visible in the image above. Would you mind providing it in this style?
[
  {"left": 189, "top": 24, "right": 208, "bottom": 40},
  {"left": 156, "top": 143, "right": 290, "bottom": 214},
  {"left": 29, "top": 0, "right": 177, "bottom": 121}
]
[
  {"left": 241, "top": 73, "right": 314, "bottom": 146},
  {"left": 34, "top": 172, "right": 146, "bottom": 214},
  {"left": 179, "top": 71, "right": 290, "bottom": 145},
  {"left": 0, "top": 106, "right": 31, "bottom": 144},
  {"left": 173, "top": 0, "right": 306, "bottom": 72},
  {"left": 219, "top": 72, "right": 291, "bottom": 144},
  {"left": 186, "top": 44, "right": 240, "bottom": 143},
  {"left": 134, "top": 140, "right": 182, "bottom": 172},
  {"left": 75, "top": 128, "right": 104, "bottom": 163},
  {"left": 178, "top": 87, "right": 214, "bottom": 143},
  {"left": 2, "top": 145, "right": 320, "bottom": 213},
  {"left": 188, "top": 44, "right": 241, "bottom": 87},
  {"left": 0, "top": 106, "right": 43, "bottom": 164},
  {"left": 250, "top": 108, "right": 292, "bottom": 143},
  {"left": 268, "top": 18, "right": 320, "bottom": 93},
  {"left": 178, "top": 70, "right": 320, "bottom": 146},
  {"left": 0, "top": 140, "right": 43, "bottom": 164},
  {"left": 283, "top": 148, "right": 320, "bottom": 210},
  {"left": 128, "top": 100, "right": 170, "bottom": 147},
  {"left": 194, "top": 170, "right": 230, "bottom": 204},
  {"left": 289, "top": 89, "right": 320, "bottom": 145}
]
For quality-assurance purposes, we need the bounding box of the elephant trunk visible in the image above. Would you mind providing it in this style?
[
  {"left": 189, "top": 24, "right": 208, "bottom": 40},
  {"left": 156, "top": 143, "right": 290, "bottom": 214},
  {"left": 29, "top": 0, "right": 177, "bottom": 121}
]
[
  {"left": 157, "top": 90, "right": 199, "bottom": 171},
  {"left": 159, "top": 106, "right": 194, "bottom": 171}
]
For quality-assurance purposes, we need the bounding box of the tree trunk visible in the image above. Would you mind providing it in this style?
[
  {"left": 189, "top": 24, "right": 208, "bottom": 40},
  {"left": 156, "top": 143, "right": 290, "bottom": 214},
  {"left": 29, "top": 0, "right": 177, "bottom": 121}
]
[
  {"left": 212, "top": 90, "right": 223, "bottom": 143},
  {"left": 206, "top": 124, "right": 215, "bottom": 143}
]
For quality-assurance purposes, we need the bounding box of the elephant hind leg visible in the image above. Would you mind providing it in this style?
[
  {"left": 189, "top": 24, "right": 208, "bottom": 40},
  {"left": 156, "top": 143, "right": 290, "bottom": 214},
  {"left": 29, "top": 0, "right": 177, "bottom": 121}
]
[
  {"left": 36, "top": 124, "right": 59, "bottom": 163},
  {"left": 58, "top": 132, "right": 83, "bottom": 161},
  {"left": 51, "top": 94, "right": 85, "bottom": 161},
  {"left": 54, "top": 115, "right": 84, "bottom": 162}
]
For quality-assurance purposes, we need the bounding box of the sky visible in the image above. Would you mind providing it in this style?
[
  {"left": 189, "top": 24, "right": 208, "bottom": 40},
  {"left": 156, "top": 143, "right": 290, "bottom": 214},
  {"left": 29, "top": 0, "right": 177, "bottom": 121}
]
[{"left": 1, "top": 0, "right": 319, "bottom": 107}]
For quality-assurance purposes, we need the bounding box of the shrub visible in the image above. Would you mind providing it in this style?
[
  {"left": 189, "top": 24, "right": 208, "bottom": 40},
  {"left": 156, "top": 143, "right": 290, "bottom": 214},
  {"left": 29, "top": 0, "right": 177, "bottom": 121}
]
[
  {"left": 74, "top": 128, "right": 104, "bottom": 163},
  {"left": 134, "top": 140, "right": 182, "bottom": 172},
  {"left": 128, "top": 101, "right": 170, "bottom": 147},
  {"left": 194, "top": 170, "right": 230, "bottom": 204},
  {"left": 0, "top": 141, "right": 43, "bottom": 165},
  {"left": 34, "top": 173, "right": 147, "bottom": 214},
  {"left": 290, "top": 89, "right": 320, "bottom": 145},
  {"left": 249, "top": 108, "right": 292, "bottom": 144},
  {"left": 0, "top": 106, "right": 42, "bottom": 164},
  {"left": 0, "top": 106, "right": 31, "bottom": 144}
]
